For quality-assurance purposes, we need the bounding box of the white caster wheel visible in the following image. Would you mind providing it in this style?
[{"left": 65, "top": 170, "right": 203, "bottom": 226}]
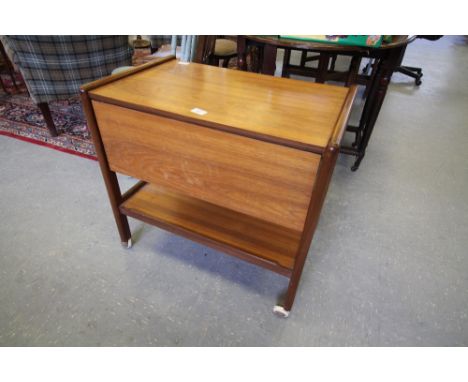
[
  {"left": 273, "top": 305, "right": 290, "bottom": 318},
  {"left": 122, "top": 238, "right": 132, "bottom": 249}
]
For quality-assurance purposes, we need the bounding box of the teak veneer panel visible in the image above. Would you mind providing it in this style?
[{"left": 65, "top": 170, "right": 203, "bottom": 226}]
[
  {"left": 93, "top": 101, "right": 320, "bottom": 232},
  {"left": 89, "top": 60, "right": 350, "bottom": 151},
  {"left": 120, "top": 183, "right": 301, "bottom": 271}
]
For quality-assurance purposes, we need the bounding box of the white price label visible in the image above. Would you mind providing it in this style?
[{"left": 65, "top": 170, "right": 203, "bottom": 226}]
[{"left": 190, "top": 108, "right": 208, "bottom": 116}]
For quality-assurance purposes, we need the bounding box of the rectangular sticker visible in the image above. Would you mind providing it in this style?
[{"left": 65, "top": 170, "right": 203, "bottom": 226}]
[{"left": 190, "top": 107, "right": 208, "bottom": 116}]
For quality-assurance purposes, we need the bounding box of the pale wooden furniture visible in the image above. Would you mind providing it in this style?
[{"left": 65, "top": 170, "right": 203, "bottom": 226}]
[{"left": 80, "top": 56, "right": 356, "bottom": 317}]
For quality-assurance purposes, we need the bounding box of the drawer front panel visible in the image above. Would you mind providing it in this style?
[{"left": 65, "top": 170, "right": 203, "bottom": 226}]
[{"left": 93, "top": 101, "right": 320, "bottom": 231}]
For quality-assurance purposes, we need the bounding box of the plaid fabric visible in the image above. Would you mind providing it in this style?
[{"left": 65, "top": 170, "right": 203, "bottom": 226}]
[{"left": 0, "top": 35, "right": 132, "bottom": 103}]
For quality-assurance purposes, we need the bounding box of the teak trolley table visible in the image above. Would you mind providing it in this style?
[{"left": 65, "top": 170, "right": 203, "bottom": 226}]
[{"left": 80, "top": 56, "right": 356, "bottom": 317}]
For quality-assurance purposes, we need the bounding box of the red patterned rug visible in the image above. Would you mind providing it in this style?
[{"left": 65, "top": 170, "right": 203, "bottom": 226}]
[
  {"left": 0, "top": 53, "right": 250, "bottom": 161},
  {"left": 0, "top": 74, "right": 96, "bottom": 160}
]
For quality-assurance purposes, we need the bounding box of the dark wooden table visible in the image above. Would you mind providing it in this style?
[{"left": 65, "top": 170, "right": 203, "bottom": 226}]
[{"left": 237, "top": 35, "right": 416, "bottom": 170}]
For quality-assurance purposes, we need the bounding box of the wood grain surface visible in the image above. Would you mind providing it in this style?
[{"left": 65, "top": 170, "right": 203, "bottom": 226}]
[
  {"left": 89, "top": 60, "right": 350, "bottom": 151},
  {"left": 120, "top": 183, "right": 302, "bottom": 270},
  {"left": 94, "top": 101, "right": 320, "bottom": 232}
]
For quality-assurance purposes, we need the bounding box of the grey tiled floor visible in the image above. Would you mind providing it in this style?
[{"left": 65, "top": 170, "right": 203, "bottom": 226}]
[{"left": 0, "top": 36, "right": 467, "bottom": 346}]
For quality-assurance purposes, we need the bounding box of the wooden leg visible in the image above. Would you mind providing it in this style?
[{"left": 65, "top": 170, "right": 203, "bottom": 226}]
[
  {"left": 222, "top": 56, "right": 232, "bottom": 68},
  {"left": 0, "top": 76, "right": 7, "bottom": 93},
  {"left": 362, "top": 58, "right": 373, "bottom": 75},
  {"left": 261, "top": 44, "right": 277, "bottom": 75},
  {"left": 9, "top": 68, "right": 19, "bottom": 90},
  {"left": 363, "top": 59, "right": 377, "bottom": 99},
  {"left": 104, "top": 171, "right": 133, "bottom": 247},
  {"left": 351, "top": 49, "right": 401, "bottom": 171},
  {"left": 37, "top": 102, "right": 58, "bottom": 137},
  {"left": 193, "top": 35, "right": 212, "bottom": 64},
  {"left": 251, "top": 47, "right": 260, "bottom": 73},
  {"left": 80, "top": 90, "right": 132, "bottom": 247},
  {"left": 208, "top": 55, "right": 219, "bottom": 67},
  {"left": 316, "top": 53, "right": 330, "bottom": 83},
  {"left": 281, "top": 48, "right": 291, "bottom": 77},
  {"left": 346, "top": 56, "right": 362, "bottom": 86},
  {"left": 330, "top": 54, "right": 337, "bottom": 71},
  {"left": 300, "top": 50, "right": 307, "bottom": 67},
  {"left": 0, "top": 41, "right": 19, "bottom": 90},
  {"left": 236, "top": 36, "right": 248, "bottom": 71},
  {"left": 276, "top": 146, "right": 340, "bottom": 315}
]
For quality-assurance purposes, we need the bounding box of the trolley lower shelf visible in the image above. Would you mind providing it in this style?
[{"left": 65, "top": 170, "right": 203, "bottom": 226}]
[{"left": 119, "top": 182, "right": 301, "bottom": 276}]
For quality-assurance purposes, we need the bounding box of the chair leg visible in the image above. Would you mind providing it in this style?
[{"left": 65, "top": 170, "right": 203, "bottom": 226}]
[
  {"left": 0, "top": 76, "right": 7, "bottom": 93},
  {"left": 395, "top": 65, "right": 423, "bottom": 85},
  {"left": 330, "top": 54, "right": 337, "bottom": 71},
  {"left": 37, "top": 102, "right": 58, "bottom": 137},
  {"left": 300, "top": 50, "right": 307, "bottom": 67},
  {"left": 316, "top": 53, "right": 331, "bottom": 83},
  {"left": 363, "top": 59, "right": 378, "bottom": 99},
  {"left": 281, "top": 48, "right": 291, "bottom": 77},
  {"left": 362, "top": 58, "right": 374, "bottom": 75},
  {"left": 208, "top": 56, "right": 220, "bottom": 67},
  {"left": 0, "top": 41, "right": 19, "bottom": 90}
]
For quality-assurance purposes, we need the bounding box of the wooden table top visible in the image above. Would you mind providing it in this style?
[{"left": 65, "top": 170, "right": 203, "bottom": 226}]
[{"left": 90, "top": 59, "right": 352, "bottom": 151}]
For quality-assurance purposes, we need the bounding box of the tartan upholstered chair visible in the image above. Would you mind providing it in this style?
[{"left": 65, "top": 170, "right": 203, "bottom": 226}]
[{"left": 0, "top": 35, "right": 132, "bottom": 136}]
